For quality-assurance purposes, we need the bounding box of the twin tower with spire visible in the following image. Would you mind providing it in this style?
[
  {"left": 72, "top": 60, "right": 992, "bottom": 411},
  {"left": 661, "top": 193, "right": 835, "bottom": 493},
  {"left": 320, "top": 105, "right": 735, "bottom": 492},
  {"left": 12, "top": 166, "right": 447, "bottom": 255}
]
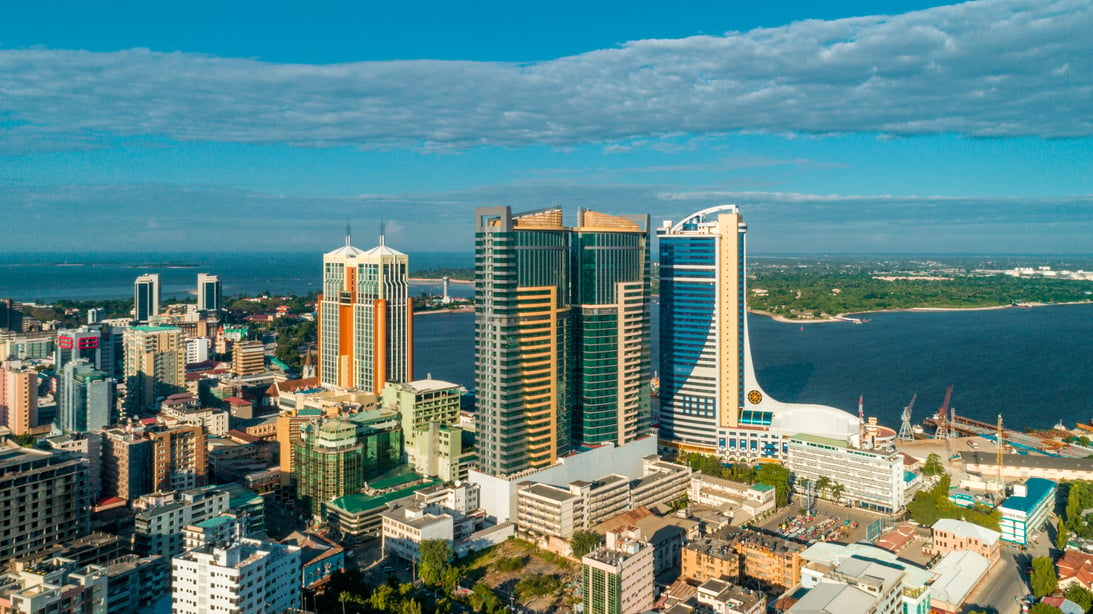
[{"left": 318, "top": 223, "right": 412, "bottom": 393}]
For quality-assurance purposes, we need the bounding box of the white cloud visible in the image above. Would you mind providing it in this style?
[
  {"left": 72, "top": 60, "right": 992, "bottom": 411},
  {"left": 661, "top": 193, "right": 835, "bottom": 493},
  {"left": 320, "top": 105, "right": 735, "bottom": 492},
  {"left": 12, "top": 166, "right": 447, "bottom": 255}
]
[
  {"left": 3, "top": 182, "right": 1092, "bottom": 254},
  {"left": 0, "top": 0, "right": 1089, "bottom": 152}
]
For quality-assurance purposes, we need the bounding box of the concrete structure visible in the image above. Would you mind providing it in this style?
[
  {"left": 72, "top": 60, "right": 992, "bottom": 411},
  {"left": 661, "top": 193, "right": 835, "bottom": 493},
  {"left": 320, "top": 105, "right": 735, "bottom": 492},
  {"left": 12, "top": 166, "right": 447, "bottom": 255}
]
[
  {"left": 102, "top": 554, "right": 169, "bottom": 614},
  {"left": 381, "top": 506, "right": 455, "bottom": 562},
  {"left": 656, "top": 206, "right": 859, "bottom": 460},
  {"left": 133, "top": 485, "right": 231, "bottom": 558},
  {"left": 789, "top": 554, "right": 907, "bottom": 614},
  {"left": 47, "top": 432, "right": 104, "bottom": 504},
  {"left": 929, "top": 518, "right": 1001, "bottom": 565},
  {"left": 58, "top": 359, "right": 115, "bottom": 433},
  {"left": 133, "top": 274, "right": 160, "bottom": 323},
  {"left": 513, "top": 454, "right": 689, "bottom": 540},
  {"left": 170, "top": 537, "right": 300, "bottom": 614},
  {"left": 799, "top": 543, "right": 933, "bottom": 614},
  {"left": 56, "top": 325, "right": 113, "bottom": 379},
  {"left": 0, "top": 557, "right": 108, "bottom": 614},
  {"left": 718, "top": 527, "right": 804, "bottom": 590},
  {"left": 123, "top": 325, "right": 184, "bottom": 416},
  {"left": 148, "top": 423, "right": 207, "bottom": 493},
  {"left": 184, "top": 337, "right": 210, "bottom": 364},
  {"left": 0, "top": 362, "right": 37, "bottom": 436},
  {"left": 319, "top": 228, "right": 412, "bottom": 393},
  {"left": 470, "top": 436, "right": 657, "bottom": 524},
  {"left": 280, "top": 532, "right": 345, "bottom": 590},
  {"left": 786, "top": 433, "right": 906, "bottom": 513},
  {"left": 582, "top": 527, "right": 655, "bottom": 614},
  {"left": 182, "top": 514, "right": 243, "bottom": 551},
  {"left": 161, "top": 402, "right": 228, "bottom": 437},
  {"left": 962, "top": 451, "right": 1093, "bottom": 481},
  {"left": 232, "top": 340, "right": 265, "bottom": 376},
  {"left": 381, "top": 377, "right": 469, "bottom": 478},
  {"left": 682, "top": 536, "right": 740, "bottom": 584},
  {"left": 101, "top": 426, "right": 153, "bottom": 502},
  {"left": 928, "top": 550, "right": 990, "bottom": 614},
  {"left": 0, "top": 447, "right": 89, "bottom": 566},
  {"left": 474, "top": 207, "right": 652, "bottom": 478},
  {"left": 999, "top": 478, "right": 1056, "bottom": 545},
  {"left": 690, "top": 474, "right": 776, "bottom": 519},
  {"left": 196, "top": 273, "right": 221, "bottom": 315}
]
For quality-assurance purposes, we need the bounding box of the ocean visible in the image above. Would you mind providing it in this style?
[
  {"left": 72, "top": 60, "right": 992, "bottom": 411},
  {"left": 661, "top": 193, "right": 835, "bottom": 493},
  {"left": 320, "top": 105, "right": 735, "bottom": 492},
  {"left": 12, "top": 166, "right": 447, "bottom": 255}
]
[
  {"left": 4, "top": 252, "right": 1092, "bottom": 431},
  {"left": 413, "top": 303, "right": 1093, "bottom": 432}
]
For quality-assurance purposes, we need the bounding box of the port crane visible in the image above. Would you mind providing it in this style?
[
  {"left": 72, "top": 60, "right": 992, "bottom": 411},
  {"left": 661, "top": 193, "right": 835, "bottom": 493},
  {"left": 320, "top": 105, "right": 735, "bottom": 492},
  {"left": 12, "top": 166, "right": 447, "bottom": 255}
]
[{"left": 897, "top": 394, "right": 917, "bottom": 441}]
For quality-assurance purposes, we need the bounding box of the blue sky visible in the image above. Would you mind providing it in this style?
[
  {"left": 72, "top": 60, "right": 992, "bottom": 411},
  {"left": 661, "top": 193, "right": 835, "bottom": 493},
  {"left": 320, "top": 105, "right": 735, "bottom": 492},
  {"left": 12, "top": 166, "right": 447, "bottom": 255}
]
[{"left": 1, "top": 0, "right": 1091, "bottom": 254}]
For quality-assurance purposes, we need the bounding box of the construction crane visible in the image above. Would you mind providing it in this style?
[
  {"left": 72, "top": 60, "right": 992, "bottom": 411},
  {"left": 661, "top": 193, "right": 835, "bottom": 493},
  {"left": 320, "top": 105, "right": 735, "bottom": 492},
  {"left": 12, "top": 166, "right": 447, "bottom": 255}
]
[{"left": 898, "top": 394, "right": 917, "bottom": 441}]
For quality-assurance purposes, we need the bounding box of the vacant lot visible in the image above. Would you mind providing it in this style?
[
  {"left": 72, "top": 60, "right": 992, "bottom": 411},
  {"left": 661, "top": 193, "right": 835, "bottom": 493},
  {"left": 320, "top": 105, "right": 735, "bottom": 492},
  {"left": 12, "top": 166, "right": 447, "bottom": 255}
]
[{"left": 463, "top": 539, "right": 582, "bottom": 613}]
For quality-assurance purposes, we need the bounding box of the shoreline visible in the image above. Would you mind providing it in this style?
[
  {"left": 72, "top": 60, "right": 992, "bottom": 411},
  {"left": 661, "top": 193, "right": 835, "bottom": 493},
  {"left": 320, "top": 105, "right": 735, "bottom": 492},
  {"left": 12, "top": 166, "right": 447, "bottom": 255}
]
[
  {"left": 409, "top": 277, "right": 472, "bottom": 284},
  {"left": 751, "top": 299, "right": 1093, "bottom": 324},
  {"left": 414, "top": 307, "right": 474, "bottom": 316}
]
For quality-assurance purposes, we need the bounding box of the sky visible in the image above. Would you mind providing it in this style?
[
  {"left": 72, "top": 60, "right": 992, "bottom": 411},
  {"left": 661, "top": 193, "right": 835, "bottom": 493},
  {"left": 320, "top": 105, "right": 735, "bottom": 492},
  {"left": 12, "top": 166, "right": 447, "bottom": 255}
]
[{"left": 1, "top": 0, "right": 1091, "bottom": 254}]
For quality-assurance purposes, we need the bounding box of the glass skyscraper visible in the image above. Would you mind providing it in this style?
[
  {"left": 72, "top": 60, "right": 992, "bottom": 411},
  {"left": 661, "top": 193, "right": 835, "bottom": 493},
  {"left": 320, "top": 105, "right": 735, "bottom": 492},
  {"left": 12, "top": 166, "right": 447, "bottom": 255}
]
[
  {"left": 133, "top": 273, "right": 160, "bottom": 322},
  {"left": 657, "top": 205, "right": 859, "bottom": 460},
  {"left": 475, "top": 207, "right": 651, "bottom": 477}
]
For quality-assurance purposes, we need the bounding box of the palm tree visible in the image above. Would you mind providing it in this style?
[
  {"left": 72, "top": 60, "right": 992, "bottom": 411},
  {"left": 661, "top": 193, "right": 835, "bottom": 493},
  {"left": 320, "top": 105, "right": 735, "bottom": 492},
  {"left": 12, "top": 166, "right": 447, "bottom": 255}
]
[
  {"left": 816, "top": 476, "right": 832, "bottom": 500},
  {"left": 831, "top": 482, "right": 846, "bottom": 506}
]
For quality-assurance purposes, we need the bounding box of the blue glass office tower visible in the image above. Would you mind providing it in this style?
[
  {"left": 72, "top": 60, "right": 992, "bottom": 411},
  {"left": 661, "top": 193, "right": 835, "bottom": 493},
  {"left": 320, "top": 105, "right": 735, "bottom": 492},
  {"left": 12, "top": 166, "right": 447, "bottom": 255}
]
[{"left": 658, "top": 206, "right": 858, "bottom": 460}]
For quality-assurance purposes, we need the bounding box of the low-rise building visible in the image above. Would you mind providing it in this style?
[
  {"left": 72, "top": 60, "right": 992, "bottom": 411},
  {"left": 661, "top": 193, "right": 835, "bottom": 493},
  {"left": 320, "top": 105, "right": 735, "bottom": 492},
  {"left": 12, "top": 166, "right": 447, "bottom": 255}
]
[
  {"left": 689, "top": 474, "right": 776, "bottom": 520},
  {"left": 694, "top": 578, "right": 766, "bottom": 614},
  {"left": 928, "top": 550, "right": 990, "bottom": 614},
  {"left": 0, "top": 557, "right": 107, "bottom": 614},
  {"left": 1058, "top": 549, "right": 1093, "bottom": 590},
  {"left": 999, "top": 478, "right": 1056, "bottom": 545},
  {"left": 280, "top": 532, "right": 345, "bottom": 590},
  {"left": 929, "top": 518, "right": 1000, "bottom": 565},
  {"left": 381, "top": 506, "right": 455, "bottom": 562},
  {"left": 785, "top": 433, "right": 907, "bottom": 513},
  {"left": 798, "top": 542, "right": 932, "bottom": 614},
  {"left": 132, "top": 485, "right": 231, "bottom": 559},
  {"left": 171, "top": 538, "right": 300, "bottom": 614},
  {"left": 719, "top": 527, "right": 805, "bottom": 590},
  {"left": 682, "top": 537, "right": 740, "bottom": 584}
]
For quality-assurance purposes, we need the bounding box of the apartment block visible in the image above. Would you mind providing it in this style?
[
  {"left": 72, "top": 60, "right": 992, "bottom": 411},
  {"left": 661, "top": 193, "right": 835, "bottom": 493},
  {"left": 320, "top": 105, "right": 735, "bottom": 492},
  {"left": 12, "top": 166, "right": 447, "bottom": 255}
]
[
  {"left": 171, "top": 538, "right": 300, "bottom": 614},
  {"left": 582, "top": 527, "right": 655, "bottom": 614},
  {"left": 0, "top": 447, "right": 89, "bottom": 566}
]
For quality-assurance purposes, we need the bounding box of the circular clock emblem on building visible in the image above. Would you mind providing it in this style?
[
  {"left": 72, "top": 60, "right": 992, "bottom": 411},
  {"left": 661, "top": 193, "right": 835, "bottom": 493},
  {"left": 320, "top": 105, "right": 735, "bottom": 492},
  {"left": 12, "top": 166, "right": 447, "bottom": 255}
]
[{"left": 747, "top": 390, "right": 763, "bottom": 405}]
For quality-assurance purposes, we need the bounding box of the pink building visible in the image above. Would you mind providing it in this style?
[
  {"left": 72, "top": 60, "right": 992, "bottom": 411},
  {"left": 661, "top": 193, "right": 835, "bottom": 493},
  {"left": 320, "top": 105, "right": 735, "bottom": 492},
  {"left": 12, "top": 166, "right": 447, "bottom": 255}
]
[{"left": 1, "top": 362, "right": 38, "bottom": 436}]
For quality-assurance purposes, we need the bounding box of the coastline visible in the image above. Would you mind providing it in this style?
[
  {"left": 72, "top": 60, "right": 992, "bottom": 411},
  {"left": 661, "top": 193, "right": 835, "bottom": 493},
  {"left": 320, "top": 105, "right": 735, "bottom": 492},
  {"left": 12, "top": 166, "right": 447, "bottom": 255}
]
[
  {"left": 409, "top": 277, "right": 472, "bottom": 284},
  {"left": 751, "top": 299, "right": 1093, "bottom": 324},
  {"left": 414, "top": 307, "right": 474, "bottom": 316}
]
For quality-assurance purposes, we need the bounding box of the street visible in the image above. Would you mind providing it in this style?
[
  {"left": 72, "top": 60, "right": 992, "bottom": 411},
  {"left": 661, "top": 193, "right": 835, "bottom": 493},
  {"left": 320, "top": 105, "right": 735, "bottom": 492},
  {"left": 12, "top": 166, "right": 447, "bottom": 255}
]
[{"left": 968, "top": 548, "right": 1027, "bottom": 614}]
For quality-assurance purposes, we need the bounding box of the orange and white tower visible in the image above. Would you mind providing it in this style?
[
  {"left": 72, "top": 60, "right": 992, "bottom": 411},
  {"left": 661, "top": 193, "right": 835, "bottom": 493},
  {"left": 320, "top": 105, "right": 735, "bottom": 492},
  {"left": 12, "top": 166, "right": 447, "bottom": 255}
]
[{"left": 318, "top": 226, "right": 412, "bottom": 393}]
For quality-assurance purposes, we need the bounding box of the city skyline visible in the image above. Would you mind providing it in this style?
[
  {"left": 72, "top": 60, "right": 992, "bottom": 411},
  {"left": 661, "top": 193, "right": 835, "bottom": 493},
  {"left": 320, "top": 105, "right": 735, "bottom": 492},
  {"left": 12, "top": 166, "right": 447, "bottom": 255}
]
[{"left": 1, "top": 0, "right": 1090, "bottom": 254}]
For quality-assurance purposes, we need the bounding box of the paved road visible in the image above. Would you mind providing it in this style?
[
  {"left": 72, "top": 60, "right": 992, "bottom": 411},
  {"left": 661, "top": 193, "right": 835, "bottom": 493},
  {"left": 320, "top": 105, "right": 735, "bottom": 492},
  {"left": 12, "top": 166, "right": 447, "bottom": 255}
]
[{"left": 968, "top": 548, "right": 1029, "bottom": 614}]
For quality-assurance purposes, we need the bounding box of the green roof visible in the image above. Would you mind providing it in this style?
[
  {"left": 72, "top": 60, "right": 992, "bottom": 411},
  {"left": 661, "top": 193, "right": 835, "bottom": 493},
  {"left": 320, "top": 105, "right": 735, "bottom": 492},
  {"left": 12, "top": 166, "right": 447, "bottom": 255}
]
[
  {"left": 131, "top": 325, "right": 181, "bottom": 332},
  {"left": 328, "top": 480, "right": 440, "bottom": 515},
  {"left": 298, "top": 408, "right": 323, "bottom": 416},
  {"left": 195, "top": 515, "right": 236, "bottom": 529},
  {"left": 790, "top": 433, "right": 848, "bottom": 449},
  {"left": 750, "top": 483, "right": 775, "bottom": 492}
]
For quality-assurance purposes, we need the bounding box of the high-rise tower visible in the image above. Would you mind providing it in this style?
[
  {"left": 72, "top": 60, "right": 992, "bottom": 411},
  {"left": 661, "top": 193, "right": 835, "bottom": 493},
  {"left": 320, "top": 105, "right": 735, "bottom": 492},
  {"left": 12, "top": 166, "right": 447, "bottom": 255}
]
[
  {"left": 318, "top": 227, "right": 411, "bottom": 393},
  {"left": 134, "top": 274, "right": 160, "bottom": 323},
  {"left": 197, "top": 273, "right": 222, "bottom": 315},
  {"left": 474, "top": 207, "right": 652, "bottom": 477},
  {"left": 123, "top": 325, "right": 184, "bottom": 416},
  {"left": 572, "top": 209, "right": 651, "bottom": 447},
  {"left": 657, "top": 205, "right": 858, "bottom": 460}
]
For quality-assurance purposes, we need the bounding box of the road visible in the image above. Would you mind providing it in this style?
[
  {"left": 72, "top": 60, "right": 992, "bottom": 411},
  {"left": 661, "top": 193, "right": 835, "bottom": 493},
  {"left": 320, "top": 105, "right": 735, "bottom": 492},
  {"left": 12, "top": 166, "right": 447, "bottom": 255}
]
[{"left": 968, "top": 548, "right": 1028, "bottom": 614}]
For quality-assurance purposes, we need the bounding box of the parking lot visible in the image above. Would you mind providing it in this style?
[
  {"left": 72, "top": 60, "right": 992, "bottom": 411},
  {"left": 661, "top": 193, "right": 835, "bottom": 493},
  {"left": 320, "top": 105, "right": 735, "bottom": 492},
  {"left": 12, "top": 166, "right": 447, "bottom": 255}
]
[{"left": 755, "top": 499, "right": 888, "bottom": 545}]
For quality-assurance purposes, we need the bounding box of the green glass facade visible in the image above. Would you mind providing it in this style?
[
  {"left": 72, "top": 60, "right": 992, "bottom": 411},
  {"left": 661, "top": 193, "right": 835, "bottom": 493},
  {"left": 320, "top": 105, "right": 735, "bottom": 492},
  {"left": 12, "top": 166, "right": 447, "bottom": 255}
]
[
  {"left": 293, "top": 414, "right": 402, "bottom": 514},
  {"left": 475, "top": 207, "right": 650, "bottom": 478}
]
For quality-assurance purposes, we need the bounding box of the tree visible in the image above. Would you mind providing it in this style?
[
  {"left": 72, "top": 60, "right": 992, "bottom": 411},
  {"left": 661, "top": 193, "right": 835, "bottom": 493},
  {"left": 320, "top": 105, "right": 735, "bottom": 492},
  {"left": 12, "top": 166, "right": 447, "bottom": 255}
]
[
  {"left": 815, "top": 476, "right": 832, "bottom": 500},
  {"left": 369, "top": 585, "right": 397, "bottom": 612},
  {"left": 1031, "top": 556, "right": 1058, "bottom": 598},
  {"left": 418, "top": 539, "right": 454, "bottom": 586},
  {"left": 1058, "top": 517, "right": 1071, "bottom": 551},
  {"left": 923, "top": 453, "right": 945, "bottom": 476},
  {"left": 570, "top": 530, "right": 604, "bottom": 559},
  {"left": 756, "top": 463, "right": 792, "bottom": 507},
  {"left": 1065, "top": 584, "right": 1093, "bottom": 613},
  {"left": 1031, "top": 604, "right": 1065, "bottom": 614},
  {"left": 830, "top": 482, "right": 846, "bottom": 505}
]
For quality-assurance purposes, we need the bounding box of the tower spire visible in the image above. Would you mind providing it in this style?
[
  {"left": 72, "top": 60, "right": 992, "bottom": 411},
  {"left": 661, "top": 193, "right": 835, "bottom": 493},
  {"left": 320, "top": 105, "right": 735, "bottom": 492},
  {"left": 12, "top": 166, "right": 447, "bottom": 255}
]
[
  {"left": 379, "top": 220, "right": 386, "bottom": 247},
  {"left": 345, "top": 221, "right": 352, "bottom": 247}
]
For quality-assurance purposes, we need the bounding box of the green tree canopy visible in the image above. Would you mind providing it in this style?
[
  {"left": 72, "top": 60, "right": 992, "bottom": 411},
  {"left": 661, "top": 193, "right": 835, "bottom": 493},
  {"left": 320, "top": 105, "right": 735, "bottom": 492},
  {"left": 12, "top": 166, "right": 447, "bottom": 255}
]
[
  {"left": 570, "top": 530, "right": 604, "bottom": 559},
  {"left": 757, "top": 463, "right": 792, "bottom": 507},
  {"left": 1031, "top": 556, "right": 1059, "bottom": 599},
  {"left": 418, "top": 540, "right": 454, "bottom": 587},
  {"left": 1031, "top": 603, "right": 1065, "bottom": 614},
  {"left": 1058, "top": 517, "right": 1071, "bottom": 551},
  {"left": 923, "top": 453, "right": 945, "bottom": 476},
  {"left": 1065, "top": 584, "right": 1093, "bottom": 613}
]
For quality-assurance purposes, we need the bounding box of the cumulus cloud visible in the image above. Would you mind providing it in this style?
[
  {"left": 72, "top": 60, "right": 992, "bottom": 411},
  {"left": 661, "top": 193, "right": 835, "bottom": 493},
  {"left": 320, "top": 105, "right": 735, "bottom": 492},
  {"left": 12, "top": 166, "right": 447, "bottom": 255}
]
[
  {"left": 0, "top": 0, "right": 1090, "bottom": 152},
  {"left": 3, "top": 182, "right": 1091, "bottom": 254}
]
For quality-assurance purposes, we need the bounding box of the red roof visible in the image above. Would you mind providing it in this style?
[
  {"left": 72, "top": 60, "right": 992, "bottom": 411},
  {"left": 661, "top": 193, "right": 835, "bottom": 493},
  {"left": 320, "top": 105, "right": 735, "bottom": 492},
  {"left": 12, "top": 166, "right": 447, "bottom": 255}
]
[
  {"left": 139, "top": 417, "right": 158, "bottom": 425},
  {"left": 876, "top": 525, "right": 916, "bottom": 552},
  {"left": 1058, "top": 549, "right": 1093, "bottom": 587},
  {"left": 225, "top": 396, "right": 251, "bottom": 406}
]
